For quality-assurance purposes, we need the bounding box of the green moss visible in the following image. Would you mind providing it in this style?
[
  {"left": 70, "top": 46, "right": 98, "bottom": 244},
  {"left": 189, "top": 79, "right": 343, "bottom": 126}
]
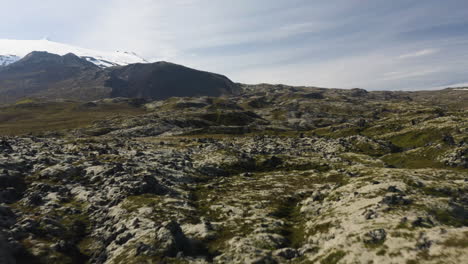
[
  {"left": 362, "top": 122, "right": 404, "bottom": 137},
  {"left": 389, "top": 128, "right": 451, "bottom": 149},
  {"left": 376, "top": 248, "right": 387, "bottom": 256},
  {"left": 191, "top": 183, "right": 256, "bottom": 254},
  {"left": 252, "top": 240, "right": 279, "bottom": 250},
  {"left": 164, "top": 258, "right": 192, "bottom": 264},
  {"left": 326, "top": 192, "right": 342, "bottom": 201},
  {"left": 112, "top": 249, "right": 166, "bottom": 264},
  {"left": 20, "top": 238, "right": 76, "bottom": 264},
  {"left": 421, "top": 187, "right": 453, "bottom": 197},
  {"left": 271, "top": 109, "right": 287, "bottom": 121},
  {"left": 382, "top": 147, "right": 446, "bottom": 169},
  {"left": 77, "top": 237, "right": 97, "bottom": 257},
  {"left": 199, "top": 111, "right": 257, "bottom": 126},
  {"left": 60, "top": 213, "right": 90, "bottom": 233},
  {"left": 317, "top": 173, "right": 348, "bottom": 185},
  {"left": 270, "top": 197, "right": 308, "bottom": 248},
  {"left": 55, "top": 199, "right": 93, "bottom": 258},
  {"left": 314, "top": 126, "right": 362, "bottom": 139},
  {"left": 340, "top": 153, "right": 385, "bottom": 167},
  {"left": 394, "top": 222, "right": 414, "bottom": 232},
  {"left": 254, "top": 155, "right": 319, "bottom": 173},
  {"left": 97, "top": 154, "right": 127, "bottom": 164},
  {"left": 442, "top": 232, "right": 468, "bottom": 248},
  {"left": 388, "top": 251, "right": 402, "bottom": 257},
  {"left": 193, "top": 195, "right": 224, "bottom": 221},
  {"left": 15, "top": 98, "right": 37, "bottom": 105},
  {"left": 287, "top": 162, "right": 331, "bottom": 172},
  {"left": 220, "top": 159, "right": 257, "bottom": 176},
  {"left": 364, "top": 239, "right": 386, "bottom": 249},
  {"left": 334, "top": 127, "right": 363, "bottom": 138},
  {"left": 320, "top": 250, "right": 346, "bottom": 264},
  {"left": 289, "top": 256, "right": 315, "bottom": 264},
  {"left": 430, "top": 207, "right": 468, "bottom": 227},
  {"left": 353, "top": 141, "right": 392, "bottom": 157},
  {"left": 205, "top": 227, "right": 235, "bottom": 254},
  {"left": 122, "top": 194, "right": 163, "bottom": 210},
  {"left": 310, "top": 222, "right": 333, "bottom": 236}
]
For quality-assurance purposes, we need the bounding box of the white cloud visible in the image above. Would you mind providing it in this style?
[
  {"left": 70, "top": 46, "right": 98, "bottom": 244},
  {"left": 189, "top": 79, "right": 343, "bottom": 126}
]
[
  {"left": 67, "top": 1, "right": 468, "bottom": 91},
  {"left": 4, "top": 0, "right": 468, "bottom": 91},
  {"left": 431, "top": 82, "right": 468, "bottom": 89},
  {"left": 398, "top": 48, "right": 438, "bottom": 59},
  {"left": 226, "top": 44, "right": 466, "bottom": 91},
  {"left": 381, "top": 69, "right": 440, "bottom": 80},
  {"left": 77, "top": 0, "right": 179, "bottom": 60}
]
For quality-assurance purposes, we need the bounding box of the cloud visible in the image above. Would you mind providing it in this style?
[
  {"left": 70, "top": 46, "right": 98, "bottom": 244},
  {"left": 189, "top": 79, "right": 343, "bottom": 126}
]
[
  {"left": 382, "top": 69, "right": 440, "bottom": 80},
  {"left": 76, "top": 0, "right": 175, "bottom": 59},
  {"left": 431, "top": 82, "right": 468, "bottom": 90},
  {"left": 3, "top": 0, "right": 468, "bottom": 90},
  {"left": 398, "top": 49, "right": 438, "bottom": 59}
]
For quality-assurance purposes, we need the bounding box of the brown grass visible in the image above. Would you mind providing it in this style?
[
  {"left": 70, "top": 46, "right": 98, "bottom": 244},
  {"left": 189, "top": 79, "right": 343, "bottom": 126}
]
[{"left": 0, "top": 101, "right": 145, "bottom": 136}]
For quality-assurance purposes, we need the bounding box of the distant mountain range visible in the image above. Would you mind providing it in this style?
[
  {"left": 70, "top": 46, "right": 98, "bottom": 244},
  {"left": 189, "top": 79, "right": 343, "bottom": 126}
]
[
  {"left": 0, "top": 40, "right": 240, "bottom": 104},
  {"left": 0, "top": 38, "right": 148, "bottom": 67}
]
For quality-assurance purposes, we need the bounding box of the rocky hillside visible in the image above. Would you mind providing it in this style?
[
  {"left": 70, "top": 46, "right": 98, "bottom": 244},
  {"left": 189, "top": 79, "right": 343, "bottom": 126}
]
[
  {"left": 0, "top": 52, "right": 239, "bottom": 104},
  {"left": 0, "top": 86, "right": 467, "bottom": 264}
]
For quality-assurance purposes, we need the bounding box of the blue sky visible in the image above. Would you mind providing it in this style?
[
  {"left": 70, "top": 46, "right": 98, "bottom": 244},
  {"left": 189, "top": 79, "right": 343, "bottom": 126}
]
[{"left": 1, "top": 0, "right": 468, "bottom": 90}]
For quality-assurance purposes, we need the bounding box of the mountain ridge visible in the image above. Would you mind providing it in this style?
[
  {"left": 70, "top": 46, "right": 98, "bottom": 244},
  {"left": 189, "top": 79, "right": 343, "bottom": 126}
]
[
  {"left": 0, "top": 38, "right": 148, "bottom": 67},
  {"left": 0, "top": 51, "right": 240, "bottom": 104}
]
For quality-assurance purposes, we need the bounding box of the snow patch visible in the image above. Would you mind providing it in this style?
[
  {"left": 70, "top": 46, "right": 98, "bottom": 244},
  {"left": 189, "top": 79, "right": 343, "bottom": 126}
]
[{"left": 0, "top": 54, "right": 21, "bottom": 66}]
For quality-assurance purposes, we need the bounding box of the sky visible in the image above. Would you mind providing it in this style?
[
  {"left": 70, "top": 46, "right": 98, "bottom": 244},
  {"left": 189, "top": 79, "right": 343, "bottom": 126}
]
[{"left": 1, "top": 0, "right": 468, "bottom": 90}]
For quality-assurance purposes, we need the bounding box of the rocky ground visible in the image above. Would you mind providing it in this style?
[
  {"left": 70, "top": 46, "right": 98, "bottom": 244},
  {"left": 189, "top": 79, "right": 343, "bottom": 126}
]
[{"left": 0, "top": 85, "right": 467, "bottom": 263}]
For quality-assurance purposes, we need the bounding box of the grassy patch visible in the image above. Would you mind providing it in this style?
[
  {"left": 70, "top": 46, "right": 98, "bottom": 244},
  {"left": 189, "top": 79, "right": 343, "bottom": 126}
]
[
  {"left": 199, "top": 111, "right": 258, "bottom": 126},
  {"left": 77, "top": 237, "right": 98, "bottom": 257},
  {"left": 270, "top": 197, "right": 308, "bottom": 248},
  {"left": 314, "top": 173, "right": 348, "bottom": 186},
  {"left": 15, "top": 98, "right": 37, "bottom": 105},
  {"left": 430, "top": 207, "right": 468, "bottom": 227},
  {"left": 376, "top": 248, "right": 387, "bottom": 256},
  {"left": 388, "top": 128, "right": 451, "bottom": 149},
  {"left": 320, "top": 250, "right": 346, "bottom": 264},
  {"left": 314, "top": 126, "right": 362, "bottom": 138},
  {"left": 0, "top": 101, "right": 144, "bottom": 136},
  {"left": 121, "top": 194, "right": 164, "bottom": 213},
  {"left": 271, "top": 109, "right": 288, "bottom": 121},
  {"left": 362, "top": 122, "right": 405, "bottom": 138},
  {"left": 309, "top": 222, "right": 333, "bottom": 236},
  {"left": 382, "top": 146, "right": 447, "bottom": 169},
  {"left": 421, "top": 187, "right": 453, "bottom": 197},
  {"left": 442, "top": 232, "right": 468, "bottom": 248}
]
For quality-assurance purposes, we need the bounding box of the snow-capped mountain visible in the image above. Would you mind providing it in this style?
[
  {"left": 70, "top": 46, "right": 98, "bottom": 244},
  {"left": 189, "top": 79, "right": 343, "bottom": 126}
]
[
  {"left": 0, "top": 54, "right": 21, "bottom": 66},
  {"left": 0, "top": 38, "right": 149, "bottom": 67},
  {"left": 0, "top": 51, "right": 239, "bottom": 104}
]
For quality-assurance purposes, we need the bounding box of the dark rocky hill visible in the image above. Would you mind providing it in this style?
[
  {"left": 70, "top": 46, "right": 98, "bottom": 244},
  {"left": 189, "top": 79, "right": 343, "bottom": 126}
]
[
  {"left": 0, "top": 52, "right": 240, "bottom": 104},
  {"left": 0, "top": 52, "right": 105, "bottom": 104},
  {"left": 107, "top": 61, "right": 240, "bottom": 99}
]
